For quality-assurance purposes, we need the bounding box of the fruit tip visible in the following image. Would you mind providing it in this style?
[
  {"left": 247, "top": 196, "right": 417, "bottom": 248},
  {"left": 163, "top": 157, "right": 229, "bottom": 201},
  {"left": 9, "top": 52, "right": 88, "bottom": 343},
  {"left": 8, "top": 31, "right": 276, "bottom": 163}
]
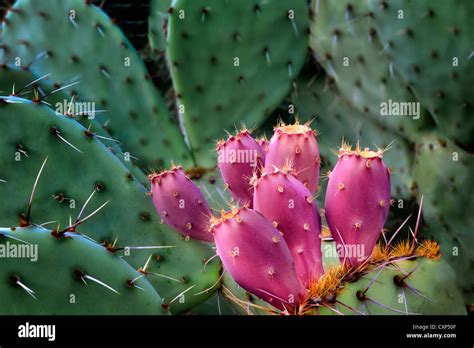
[{"left": 147, "top": 164, "right": 183, "bottom": 182}]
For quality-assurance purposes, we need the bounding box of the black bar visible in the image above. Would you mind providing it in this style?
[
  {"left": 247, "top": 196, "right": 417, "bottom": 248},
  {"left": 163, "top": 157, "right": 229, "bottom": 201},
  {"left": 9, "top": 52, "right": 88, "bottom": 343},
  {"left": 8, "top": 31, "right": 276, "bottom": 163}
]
[{"left": 0, "top": 315, "right": 472, "bottom": 347}]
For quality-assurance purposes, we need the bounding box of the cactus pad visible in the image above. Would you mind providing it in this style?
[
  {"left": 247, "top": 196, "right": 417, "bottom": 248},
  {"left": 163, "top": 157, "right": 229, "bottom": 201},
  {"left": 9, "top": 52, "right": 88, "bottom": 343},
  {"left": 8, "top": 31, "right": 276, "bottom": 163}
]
[
  {"left": 0, "top": 98, "right": 220, "bottom": 313},
  {"left": 309, "top": 0, "right": 434, "bottom": 138},
  {"left": 0, "top": 226, "right": 167, "bottom": 315},
  {"left": 167, "top": 0, "right": 309, "bottom": 166},
  {"left": 366, "top": 0, "right": 474, "bottom": 150},
  {"left": 412, "top": 133, "right": 474, "bottom": 303},
  {"left": 1, "top": 0, "right": 191, "bottom": 169}
]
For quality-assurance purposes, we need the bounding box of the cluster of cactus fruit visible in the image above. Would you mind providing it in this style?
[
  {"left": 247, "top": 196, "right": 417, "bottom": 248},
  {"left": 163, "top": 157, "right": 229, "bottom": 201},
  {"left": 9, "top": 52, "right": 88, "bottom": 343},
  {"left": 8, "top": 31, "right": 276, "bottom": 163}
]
[
  {"left": 149, "top": 123, "right": 465, "bottom": 314},
  {"left": 0, "top": 0, "right": 472, "bottom": 315}
]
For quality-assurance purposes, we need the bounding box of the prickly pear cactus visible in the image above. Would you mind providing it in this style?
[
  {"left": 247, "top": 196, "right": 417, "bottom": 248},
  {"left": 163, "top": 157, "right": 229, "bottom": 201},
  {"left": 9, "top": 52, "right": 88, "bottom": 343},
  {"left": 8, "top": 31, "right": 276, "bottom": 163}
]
[
  {"left": 204, "top": 118, "right": 468, "bottom": 315},
  {"left": 1, "top": 0, "right": 191, "bottom": 169},
  {"left": 412, "top": 134, "right": 474, "bottom": 302},
  {"left": 0, "top": 0, "right": 471, "bottom": 319},
  {"left": 0, "top": 226, "right": 167, "bottom": 315},
  {"left": 0, "top": 98, "right": 220, "bottom": 313},
  {"left": 166, "top": 0, "right": 309, "bottom": 166}
]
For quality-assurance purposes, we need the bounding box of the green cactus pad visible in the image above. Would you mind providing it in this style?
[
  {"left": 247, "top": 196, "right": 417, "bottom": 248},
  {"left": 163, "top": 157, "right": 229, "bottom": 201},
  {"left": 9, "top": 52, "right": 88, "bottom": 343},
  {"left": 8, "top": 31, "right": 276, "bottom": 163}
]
[
  {"left": 309, "top": 0, "right": 434, "bottom": 139},
  {"left": 0, "top": 226, "right": 167, "bottom": 315},
  {"left": 0, "top": 65, "right": 66, "bottom": 107},
  {"left": 0, "top": 65, "right": 145, "bottom": 181},
  {"left": 1, "top": 0, "right": 191, "bottom": 169},
  {"left": 221, "top": 272, "right": 277, "bottom": 315},
  {"left": 167, "top": 0, "right": 309, "bottom": 167},
  {"left": 412, "top": 134, "right": 474, "bottom": 303},
  {"left": 366, "top": 0, "right": 474, "bottom": 150},
  {"left": 0, "top": 98, "right": 220, "bottom": 313},
  {"left": 319, "top": 255, "right": 466, "bottom": 315},
  {"left": 189, "top": 169, "right": 230, "bottom": 211}
]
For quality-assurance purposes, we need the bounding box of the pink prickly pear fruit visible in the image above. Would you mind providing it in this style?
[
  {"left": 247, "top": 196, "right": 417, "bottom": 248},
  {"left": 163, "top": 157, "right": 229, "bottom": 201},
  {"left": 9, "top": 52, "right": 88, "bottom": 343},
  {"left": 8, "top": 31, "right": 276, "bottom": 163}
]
[
  {"left": 253, "top": 166, "right": 324, "bottom": 289},
  {"left": 324, "top": 144, "right": 391, "bottom": 267},
  {"left": 211, "top": 207, "right": 304, "bottom": 311},
  {"left": 264, "top": 121, "right": 320, "bottom": 193},
  {"left": 217, "top": 129, "right": 265, "bottom": 208},
  {"left": 148, "top": 165, "right": 213, "bottom": 242}
]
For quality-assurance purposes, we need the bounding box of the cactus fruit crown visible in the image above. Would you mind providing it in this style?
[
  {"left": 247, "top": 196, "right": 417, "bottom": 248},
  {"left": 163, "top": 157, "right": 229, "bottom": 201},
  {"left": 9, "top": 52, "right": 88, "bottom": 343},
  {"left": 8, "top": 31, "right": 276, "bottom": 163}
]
[
  {"left": 216, "top": 128, "right": 253, "bottom": 151},
  {"left": 249, "top": 162, "right": 299, "bottom": 188},
  {"left": 209, "top": 205, "right": 245, "bottom": 231},
  {"left": 147, "top": 163, "right": 209, "bottom": 184},
  {"left": 265, "top": 119, "right": 321, "bottom": 192},
  {"left": 147, "top": 163, "right": 183, "bottom": 185},
  {"left": 337, "top": 141, "right": 385, "bottom": 159},
  {"left": 274, "top": 120, "right": 317, "bottom": 137}
]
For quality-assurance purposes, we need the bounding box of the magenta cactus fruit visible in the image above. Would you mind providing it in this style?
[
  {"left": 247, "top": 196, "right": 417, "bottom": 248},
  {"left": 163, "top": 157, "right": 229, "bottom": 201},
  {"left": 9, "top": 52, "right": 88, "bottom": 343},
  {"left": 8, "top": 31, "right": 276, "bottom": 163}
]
[
  {"left": 211, "top": 207, "right": 304, "bottom": 310},
  {"left": 253, "top": 167, "right": 324, "bottom": 289},
  {"left": 324, "top": 144, "right": 391, "bottom": 267},
  {"left": 217, "top": 129, "right": 265, "bottom": 207},
  {"left": 148, "top": 165, "right": 213, "bottom": 242},
  {"left": 264, "top": 121, "right": 320, "bottom": 193}
]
